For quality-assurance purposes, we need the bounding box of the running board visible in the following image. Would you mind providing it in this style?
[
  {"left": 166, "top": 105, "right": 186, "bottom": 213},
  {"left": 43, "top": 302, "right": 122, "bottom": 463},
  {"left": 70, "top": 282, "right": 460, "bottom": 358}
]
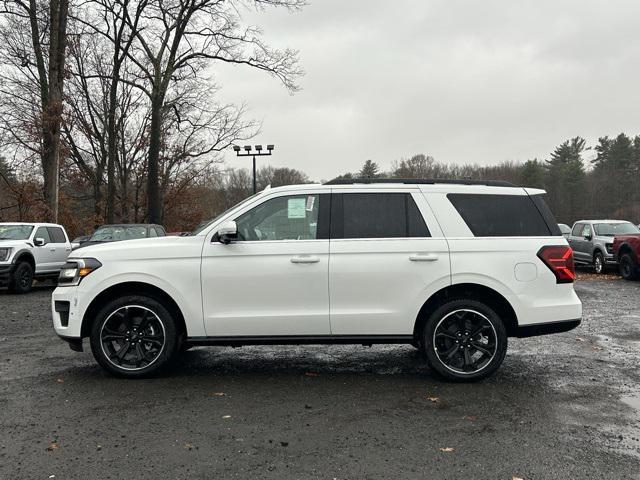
[{"left": 187, "top": 334, "right": 415, "bottom": 347}]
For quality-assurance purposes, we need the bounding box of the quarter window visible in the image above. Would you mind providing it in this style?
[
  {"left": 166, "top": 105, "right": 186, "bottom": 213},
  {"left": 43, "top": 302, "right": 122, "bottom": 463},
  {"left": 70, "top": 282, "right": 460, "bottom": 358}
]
[
  {"left": 235, "top": 194, "right": 324, "bottom": 241},
  {"left": 332, "top": 193, "right": 430, "bottom": 239}
]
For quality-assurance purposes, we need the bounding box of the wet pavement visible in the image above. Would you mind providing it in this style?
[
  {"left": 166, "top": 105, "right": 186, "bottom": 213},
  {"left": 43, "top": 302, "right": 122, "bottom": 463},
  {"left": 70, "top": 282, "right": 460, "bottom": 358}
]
[{"left": 0, "top": 279, "right": 639, "bottom": 479}]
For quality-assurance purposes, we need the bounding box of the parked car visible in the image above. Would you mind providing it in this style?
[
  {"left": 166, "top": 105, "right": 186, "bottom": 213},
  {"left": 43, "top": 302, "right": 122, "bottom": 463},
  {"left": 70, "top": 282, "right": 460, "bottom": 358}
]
[
  {"left": 558, "top": 223, "right": 571, "bottom": 238},
  {"left": 0, "top": 222, "right": 72, "bottom": 293},
  {"left": 613, "top": 233, "right": 640, "bottom": 280},
  {"left": 74, "top": 224, "right": 166, "bottom": 250},
  {"left": 568, "top": 220, "right": 640, "bottom": 274},
  {"left": 52, "top": 180, "right": 582, "bottom": 381},
  {"left": 71, "top": 235, "right": 90, "bottom": 249}
]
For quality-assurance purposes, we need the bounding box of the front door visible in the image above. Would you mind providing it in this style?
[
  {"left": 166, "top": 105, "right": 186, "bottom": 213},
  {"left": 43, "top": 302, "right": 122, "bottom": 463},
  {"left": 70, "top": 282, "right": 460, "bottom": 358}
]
[
  {"left": 328, "top": 190, "right": 451, "bottom": 335},
  {"left": 32, "top": 226, "right": 57, "bottom": 273},
  {"left": 201, "top": 192, "right": 331, "bottom": 337}
]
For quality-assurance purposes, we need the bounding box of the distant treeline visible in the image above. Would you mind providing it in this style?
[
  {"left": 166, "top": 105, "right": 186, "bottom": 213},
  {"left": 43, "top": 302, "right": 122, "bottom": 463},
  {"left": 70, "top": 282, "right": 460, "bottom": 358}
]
[{"left": 1, "top": 133, "right": 639, "bottom": 236}]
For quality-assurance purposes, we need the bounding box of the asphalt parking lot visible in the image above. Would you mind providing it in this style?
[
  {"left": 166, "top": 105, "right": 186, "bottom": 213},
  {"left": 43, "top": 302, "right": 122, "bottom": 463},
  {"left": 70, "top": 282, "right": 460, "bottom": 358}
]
[{"left": 1, "top": 278, "right": 639, "bottom": 479}]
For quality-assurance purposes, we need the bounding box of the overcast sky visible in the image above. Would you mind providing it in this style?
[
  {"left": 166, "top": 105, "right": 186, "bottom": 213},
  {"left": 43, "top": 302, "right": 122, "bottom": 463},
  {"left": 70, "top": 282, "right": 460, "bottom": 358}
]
[{"left": 215, "top": 0, "right": 640, "bottom": 181}]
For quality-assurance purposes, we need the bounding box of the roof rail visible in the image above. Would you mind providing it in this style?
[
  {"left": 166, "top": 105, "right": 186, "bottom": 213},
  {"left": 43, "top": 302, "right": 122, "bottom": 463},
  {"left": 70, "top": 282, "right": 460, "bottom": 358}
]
[{"left": 323, "top": 177, "right": 516, "bottom": 187}]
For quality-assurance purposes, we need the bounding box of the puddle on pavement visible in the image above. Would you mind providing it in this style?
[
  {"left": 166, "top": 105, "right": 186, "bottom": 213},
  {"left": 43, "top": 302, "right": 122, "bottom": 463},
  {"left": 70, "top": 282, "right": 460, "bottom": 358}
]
[{"left": 621, "top": 394, "right": 640, "bottom": 412}]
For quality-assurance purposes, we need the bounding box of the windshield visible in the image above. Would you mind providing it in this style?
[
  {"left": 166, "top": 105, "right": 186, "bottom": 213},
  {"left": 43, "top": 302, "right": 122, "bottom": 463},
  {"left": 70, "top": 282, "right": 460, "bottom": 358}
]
[
  {"left": 0, "top": 224, "right": 34, "bottom": 240},
  {"left": 593, "top": 223, "right": 640, "bottom": 236},
  {"left": 90, "top": 226, "right": 148, "bottom": 242},
  {"left": 192, "top": 193, "right": 260, "bottom": 234}
]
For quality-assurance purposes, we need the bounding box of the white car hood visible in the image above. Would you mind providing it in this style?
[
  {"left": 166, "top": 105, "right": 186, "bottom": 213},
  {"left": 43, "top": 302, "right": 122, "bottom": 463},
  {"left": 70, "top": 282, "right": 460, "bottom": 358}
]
[{"left": 0, "top": 239, "right": 30, "bottom": 249}]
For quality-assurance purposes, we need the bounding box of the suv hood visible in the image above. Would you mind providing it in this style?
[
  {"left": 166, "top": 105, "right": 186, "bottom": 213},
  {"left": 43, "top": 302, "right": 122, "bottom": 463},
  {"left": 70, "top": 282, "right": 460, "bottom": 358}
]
[{"left": 69, "top": 235, "right": 203, "bottom": 262}]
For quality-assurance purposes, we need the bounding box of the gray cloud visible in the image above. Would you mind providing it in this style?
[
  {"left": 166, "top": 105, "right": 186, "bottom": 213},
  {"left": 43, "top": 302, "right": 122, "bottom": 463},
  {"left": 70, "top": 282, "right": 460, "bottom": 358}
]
[{"left": 214, "top": 0, "right": 640, "bottom": 180}]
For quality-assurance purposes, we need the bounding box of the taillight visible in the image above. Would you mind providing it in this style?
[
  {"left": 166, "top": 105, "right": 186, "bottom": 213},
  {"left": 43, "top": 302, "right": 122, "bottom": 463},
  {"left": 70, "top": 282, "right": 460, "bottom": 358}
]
[{"left": 537, "top": 245, "right": 575, "bottom": 283}]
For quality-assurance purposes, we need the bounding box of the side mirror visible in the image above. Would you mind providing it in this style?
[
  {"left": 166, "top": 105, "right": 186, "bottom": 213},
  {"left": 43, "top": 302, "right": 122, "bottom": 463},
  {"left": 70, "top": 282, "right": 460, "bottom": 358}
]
[
  {"left": 34, "top": 237, "right": 46, "bottom": 247},
  {"left": 216, "top": 221, "right": 238, "bottom": 244}
]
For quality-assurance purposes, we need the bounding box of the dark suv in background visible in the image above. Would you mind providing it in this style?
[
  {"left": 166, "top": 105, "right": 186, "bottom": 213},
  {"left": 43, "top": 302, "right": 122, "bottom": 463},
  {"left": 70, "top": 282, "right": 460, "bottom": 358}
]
[
  {"left": 74, "top": 224, "right": 166, "bottom": 250},
  {"left": 568, "top": 220, "right": 640, "bottom": 273}
]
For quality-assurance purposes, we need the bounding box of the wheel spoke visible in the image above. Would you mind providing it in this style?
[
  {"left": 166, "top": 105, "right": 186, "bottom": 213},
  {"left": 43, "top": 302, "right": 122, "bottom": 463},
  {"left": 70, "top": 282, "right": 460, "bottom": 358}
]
[
  {"left": 435, "top": 331, "right": 457, "bottom": 341},
  {"left": 141, "top": 335, "right": 163, "bottom": 347},
  {"left": 470, "top": 342, "right": 493, "bottom": 357},
  {"left": 102, "top": 333, "right": 127, "bottom": 342},
  {"left": 444, "top": 344, "right": 460, "bottom": 360},
  {"left": 116, "top": 341, "right": 131, "bottom": 362}
]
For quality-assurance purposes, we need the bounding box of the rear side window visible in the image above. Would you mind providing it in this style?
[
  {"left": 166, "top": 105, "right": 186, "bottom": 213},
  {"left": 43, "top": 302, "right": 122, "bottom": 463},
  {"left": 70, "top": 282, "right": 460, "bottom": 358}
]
[
  {"left": 332, "top": 193, "right": 430, "bottom": 239},
  {"left": 447, "top": 193, "right": 552, "bottom": 237},
  {"left": 47, "top": 227, "right": 67, "bottom": 243}
]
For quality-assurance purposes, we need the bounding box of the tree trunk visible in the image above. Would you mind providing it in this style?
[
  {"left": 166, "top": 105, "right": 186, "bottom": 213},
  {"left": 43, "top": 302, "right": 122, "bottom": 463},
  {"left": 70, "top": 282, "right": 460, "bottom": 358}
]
[
  {"left": 43, "top": 0, "right": 69, "bottom": 223},
  {"left": 146, "top": 94, "right": 163, "bottom": 224},
  {"left": 106, "top": 61, "right": 121, "bottom": 223}
]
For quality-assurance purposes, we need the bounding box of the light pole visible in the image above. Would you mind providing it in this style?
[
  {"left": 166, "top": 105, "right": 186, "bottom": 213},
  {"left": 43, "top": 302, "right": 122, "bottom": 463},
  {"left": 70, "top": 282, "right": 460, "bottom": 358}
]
[{"left": 232, "top": 144, "right": 275, "bottom": 194}]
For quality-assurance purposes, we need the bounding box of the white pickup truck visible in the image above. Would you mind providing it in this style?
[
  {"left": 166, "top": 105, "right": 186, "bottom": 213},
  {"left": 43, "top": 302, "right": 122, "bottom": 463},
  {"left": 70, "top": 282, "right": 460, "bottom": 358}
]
[{"left": 0, "top": 222, "right": 72, "bottom": 293}]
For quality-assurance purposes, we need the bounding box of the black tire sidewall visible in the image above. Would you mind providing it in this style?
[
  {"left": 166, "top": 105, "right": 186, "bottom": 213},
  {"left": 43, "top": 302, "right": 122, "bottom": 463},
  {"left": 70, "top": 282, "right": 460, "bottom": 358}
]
[
  {"left": 89, "top": 295, "right": 177, "bottom": 377},
  {"left": 619, "top": 254, "right": 637, "bottom": 280},
  {"left": 9, "top": 262, "right": 34, "bottom": 294},
  {"left": 422, "top": 299, "right": 508, "bottom": 382}
]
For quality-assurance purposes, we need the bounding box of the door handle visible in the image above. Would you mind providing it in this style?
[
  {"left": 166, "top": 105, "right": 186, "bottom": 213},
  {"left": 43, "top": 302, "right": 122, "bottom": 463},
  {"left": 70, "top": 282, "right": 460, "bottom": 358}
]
[
  {"left": 50, "top": 248, "right": 56, "bottom": 252},
  {"left": 409, "top": 253, "right": 438, "bottom": 262},
  {"left": 291, "top": 255, "right": 320, "bottom": 264}
]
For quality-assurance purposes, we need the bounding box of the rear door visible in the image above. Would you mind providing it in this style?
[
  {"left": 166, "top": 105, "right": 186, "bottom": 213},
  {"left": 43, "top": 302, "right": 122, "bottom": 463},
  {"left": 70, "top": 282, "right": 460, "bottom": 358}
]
[
  {"left": 328, "top": 189, "right": 451, "bottom": 335},
  {"left": 47, "top": 226, "right": 71, "bottom": 268}
]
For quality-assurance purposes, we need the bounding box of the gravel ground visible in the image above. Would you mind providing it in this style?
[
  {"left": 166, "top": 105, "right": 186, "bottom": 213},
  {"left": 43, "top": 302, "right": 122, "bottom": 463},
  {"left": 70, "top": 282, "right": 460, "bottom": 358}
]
[{"left": 0, "top": 279, "right": 639, "bottom": 479}]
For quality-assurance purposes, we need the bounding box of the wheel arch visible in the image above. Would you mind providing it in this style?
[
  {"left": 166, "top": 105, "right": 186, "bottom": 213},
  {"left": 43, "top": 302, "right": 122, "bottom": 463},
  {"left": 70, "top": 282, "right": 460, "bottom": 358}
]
[
  {"left": 413, "top": 283, "right": 519, "bottom": 339},
  {"left": 593, "top": 248, "right": 604, "bottom": 261},
  {"left": 13, "top": 250, "right": 35, "bottom": 269},
  {"left": 81, "top": 281, "right": 187, "bottom": 339},
  {"left": 617, "top": 243, "right": 636, "bottom": 262}
]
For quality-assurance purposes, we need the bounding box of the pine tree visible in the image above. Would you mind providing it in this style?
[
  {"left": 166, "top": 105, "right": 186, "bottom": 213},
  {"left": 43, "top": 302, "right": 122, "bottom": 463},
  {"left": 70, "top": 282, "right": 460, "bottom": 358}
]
[{"left": 359, "top": 159, "right": 380, "bottom": 179}]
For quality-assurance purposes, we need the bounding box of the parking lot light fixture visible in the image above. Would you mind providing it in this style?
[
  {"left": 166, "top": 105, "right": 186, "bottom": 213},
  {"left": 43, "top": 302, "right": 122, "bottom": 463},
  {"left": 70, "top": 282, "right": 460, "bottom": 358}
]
[{"left": 233, "top": 144, "right": 275, "bottom": 194}]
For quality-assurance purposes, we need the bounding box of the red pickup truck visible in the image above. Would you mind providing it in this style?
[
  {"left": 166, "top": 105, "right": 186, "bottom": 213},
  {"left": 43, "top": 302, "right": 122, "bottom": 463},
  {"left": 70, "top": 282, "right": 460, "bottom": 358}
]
[{"left": 613, "top": 234, "right": 640, "bottom": 280}]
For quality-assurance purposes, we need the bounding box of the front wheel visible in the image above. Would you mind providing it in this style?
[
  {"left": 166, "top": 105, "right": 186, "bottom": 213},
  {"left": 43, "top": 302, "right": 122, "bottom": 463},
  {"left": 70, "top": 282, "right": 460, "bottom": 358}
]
[
  {"left": 594, "top": 252, "right": 605, "bottom": 274},
  {"left": 619, "top": 253, "right": 638, "bottom": 281},
  {"left": 421, "top": 299, "right": 507, "bottom": 382},
  {"left": 8, "top": 261, "right": 34, "bottom": 294},
  {"left": 89, "top": 295, "right": 178, "bottom": 377}
]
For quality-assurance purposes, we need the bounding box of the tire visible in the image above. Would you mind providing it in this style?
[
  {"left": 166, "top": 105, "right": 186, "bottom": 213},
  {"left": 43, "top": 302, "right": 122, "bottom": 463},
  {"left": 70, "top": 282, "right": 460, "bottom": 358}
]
[
  {"left": 8, "top": 261, "right": 34, "bottom": 294},
  {"left": 89, "top": 295, "right": 178, "bottom": 377},
  {"left": 421, "top": 299, "right": 508, "bottom": 382},
  {"left": 593, "top": 252, "right": 605, "bottom": 274},
  {"left": 619, "top": 253, "right": 638, "bottom": 281}
]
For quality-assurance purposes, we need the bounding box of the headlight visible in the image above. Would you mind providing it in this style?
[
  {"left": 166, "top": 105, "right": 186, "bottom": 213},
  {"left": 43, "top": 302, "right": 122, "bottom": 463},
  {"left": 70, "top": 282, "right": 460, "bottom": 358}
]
[
  {"left": 0, "top": 247, "right": 11, "bottom": 262},
  {"left": 58, "top": 258, "right": 102, "bottom": 286}
]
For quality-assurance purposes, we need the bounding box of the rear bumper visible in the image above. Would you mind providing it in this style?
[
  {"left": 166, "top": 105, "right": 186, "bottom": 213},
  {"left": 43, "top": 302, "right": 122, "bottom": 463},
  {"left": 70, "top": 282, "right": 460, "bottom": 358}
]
[{"left": 514, "top": 318, "right": 581, "bottom": 338}]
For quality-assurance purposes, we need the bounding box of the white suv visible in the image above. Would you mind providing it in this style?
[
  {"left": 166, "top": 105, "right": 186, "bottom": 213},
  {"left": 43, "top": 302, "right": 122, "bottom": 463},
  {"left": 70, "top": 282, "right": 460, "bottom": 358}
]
[
  {"left": 0, "top": 222, "right": 72, "bottom": 293},
  {"left": 51, "top": 180, "right": 582, "bottom": 381}
]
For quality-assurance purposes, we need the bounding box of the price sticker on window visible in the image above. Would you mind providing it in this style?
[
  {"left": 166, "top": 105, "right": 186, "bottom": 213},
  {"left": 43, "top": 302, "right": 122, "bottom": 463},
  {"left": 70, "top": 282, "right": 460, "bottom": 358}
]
[
  {"left": 288, "top": 198, "right": 307, "bottom": 218},
  {"left": 306, "top": 195, "right": 315, "bottom": 212}
]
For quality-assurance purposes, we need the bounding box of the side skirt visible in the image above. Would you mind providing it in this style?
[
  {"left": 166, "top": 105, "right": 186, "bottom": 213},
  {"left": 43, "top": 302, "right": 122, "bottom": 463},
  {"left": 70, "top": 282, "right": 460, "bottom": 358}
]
[{"left": 186, "top": 334, "right": 415, "bottom": 347}]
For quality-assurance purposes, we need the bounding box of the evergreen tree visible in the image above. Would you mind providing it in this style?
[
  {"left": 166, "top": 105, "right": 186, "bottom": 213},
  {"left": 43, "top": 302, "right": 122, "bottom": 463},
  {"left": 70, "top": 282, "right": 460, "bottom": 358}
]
[
  {"left": 520, "top": 159, "right": 545, "bottom": 188},
  {"left": 544, "top": 137, "right": 586, "bottom": 223},
  {"left": 359, "top": 159, "right": 380, "bottom": 179}
]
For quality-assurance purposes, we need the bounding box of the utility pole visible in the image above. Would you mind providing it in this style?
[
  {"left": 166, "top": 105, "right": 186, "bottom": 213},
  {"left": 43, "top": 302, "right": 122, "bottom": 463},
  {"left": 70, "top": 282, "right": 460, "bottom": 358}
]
[{"left": 233, "top": 145, "right": 275, "bottom": 194}]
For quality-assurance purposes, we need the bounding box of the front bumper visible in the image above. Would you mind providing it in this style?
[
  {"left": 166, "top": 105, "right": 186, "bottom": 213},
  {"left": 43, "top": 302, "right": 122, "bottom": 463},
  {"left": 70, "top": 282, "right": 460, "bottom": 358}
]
[
  {"left": 0, "top": 264, "right": 13, "bottom": 286},
  {"left": 52, "top": 286, "right": 83, "bottom": 340}
]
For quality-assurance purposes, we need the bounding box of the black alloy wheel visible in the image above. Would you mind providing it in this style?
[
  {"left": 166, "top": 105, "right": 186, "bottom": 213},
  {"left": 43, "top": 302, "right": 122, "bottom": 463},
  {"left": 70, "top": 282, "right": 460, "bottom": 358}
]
[
  {"left": 9, "top": 261, "right": 34, "bottom": 294},
  {"left": 422, "top": 299, "right": 507, "bottom": 381}
]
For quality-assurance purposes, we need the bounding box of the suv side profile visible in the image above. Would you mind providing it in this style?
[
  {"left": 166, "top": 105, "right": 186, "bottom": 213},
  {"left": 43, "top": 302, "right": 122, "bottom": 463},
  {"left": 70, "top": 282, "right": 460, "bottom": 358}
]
[
  {"left": 568, "top": 220, "right": 640, "bottom": 274},
  {"left": 52, "top": 180, "right": 582, "bottom": 381}
]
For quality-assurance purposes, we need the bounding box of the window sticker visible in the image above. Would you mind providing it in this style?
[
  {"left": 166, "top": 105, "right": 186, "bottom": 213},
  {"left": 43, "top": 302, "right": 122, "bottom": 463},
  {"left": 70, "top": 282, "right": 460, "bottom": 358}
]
[
  {"left": 288, "top": 198, "right": 307, "bottom": 218},
  {"left": 306, "top": 195, "right": 315, "bottom": 212}
]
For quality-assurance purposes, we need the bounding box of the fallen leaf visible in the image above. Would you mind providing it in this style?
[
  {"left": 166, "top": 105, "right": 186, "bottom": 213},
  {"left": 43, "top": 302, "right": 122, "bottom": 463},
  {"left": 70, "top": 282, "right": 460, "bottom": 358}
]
[
  {"left": 426, "top": 396, "right": 439, "bottom": 403},
  {"left": 46, "top": 442, "right": 59, "bottom": 452},
  {"left": 463, "top": 415, "right": 478, "bottom": 421},
  {"left": 210, "top": 392, "right": 226, "bottom": 397},
  {"left": 184, "top": 443, "right": 194, "bottom": 450},
  {"left": 222, "top": 415, "right": 232, "bottom": 419},
  {"left": 56, "top": 378, "right": 64, "bottom": 383},
  {"left": 592, "top": 346, "right": 602, "bottom": 351},
  {"left": 439, "top": 447, "right": 454, "bottom": 452},
  {"left": 576, "top": 337, "right": 586, "bottom": 342},
  {"left": 305, "top": 372, "right": 319, "bottom": 377},
  {"left": 512, "top": 476, "right": 524, "bottom": 480}
]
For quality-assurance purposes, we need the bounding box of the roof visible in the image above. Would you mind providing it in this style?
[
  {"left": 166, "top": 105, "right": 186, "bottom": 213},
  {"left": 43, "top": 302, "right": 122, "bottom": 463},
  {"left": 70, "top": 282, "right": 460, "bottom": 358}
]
[
  {"left": 0, "top": 222, "right": 62, "bottom": 227},
  {"left": 96, "top": 224, "right": 163, "bottom": 228},
  {"left": 324, "top": 178, "right": 516, "bottom": 187},
  {"left": 575, "top": 219, "right": 633, "bottom": 224}
]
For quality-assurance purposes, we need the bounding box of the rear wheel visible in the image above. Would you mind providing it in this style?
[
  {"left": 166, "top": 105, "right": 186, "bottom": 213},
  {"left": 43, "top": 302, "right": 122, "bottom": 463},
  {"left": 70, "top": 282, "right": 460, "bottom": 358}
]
[
  {"left": 594, "top": 252, "right": 605, "bottom": 274},
  {"left": 8, "top": 261, "right": 34, "bottom": 294},
  {"left": 619, "top": 253, "right": 638, "bottom": 281},
  {"left": 90, "top": 295, "right": 177, "bottom": 377},
  {"left": 421, "top": 299, "right": 507, "bottom": 382}
]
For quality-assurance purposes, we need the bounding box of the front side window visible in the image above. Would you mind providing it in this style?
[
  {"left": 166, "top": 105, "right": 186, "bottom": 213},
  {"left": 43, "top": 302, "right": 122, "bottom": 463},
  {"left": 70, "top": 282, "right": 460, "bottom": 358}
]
[
  {"left": 235, "top": 194, "right": 323, "bottom": 241},
  {"left": 582, "top": 224, "right": 592, "bottom": 238},
  {"left": 571, "top": 223, "right": 583, "bottom": 237},
  {"left": 35, "top": 226, "right": 52, "bottom": 244},
  {"left": 332, "top": 193, "right": 430, "bottom": 239}
]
